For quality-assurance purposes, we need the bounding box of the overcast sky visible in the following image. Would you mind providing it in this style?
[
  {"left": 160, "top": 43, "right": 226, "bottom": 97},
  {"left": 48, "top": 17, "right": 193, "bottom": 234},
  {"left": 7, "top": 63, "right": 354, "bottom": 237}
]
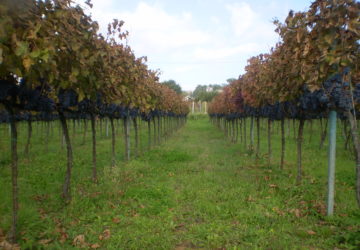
[{"left": 79, "top": 0, "right": 313, "bottom": 91}]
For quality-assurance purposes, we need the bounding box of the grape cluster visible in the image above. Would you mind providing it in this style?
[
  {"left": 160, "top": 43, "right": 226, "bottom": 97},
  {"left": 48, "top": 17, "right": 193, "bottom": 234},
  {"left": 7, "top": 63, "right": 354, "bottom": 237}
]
[
  {"left": 322, "top": 73, "right": 352, "bottom": 111},
  {"left": 0, "top": 79, "right": 18, "bottom": 102},
  {"left": 58, "top": 89, "right": 78, "bottom": 109}
]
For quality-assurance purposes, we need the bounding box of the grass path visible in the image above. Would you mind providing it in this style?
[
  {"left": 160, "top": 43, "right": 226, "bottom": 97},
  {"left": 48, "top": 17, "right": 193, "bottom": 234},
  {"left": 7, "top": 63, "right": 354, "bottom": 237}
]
[
  {"left": 1, "top": 118, "right": 359, "bottom": 249},
  {"left": 101, "top": 118, "right": 358, "bottom": 249}
]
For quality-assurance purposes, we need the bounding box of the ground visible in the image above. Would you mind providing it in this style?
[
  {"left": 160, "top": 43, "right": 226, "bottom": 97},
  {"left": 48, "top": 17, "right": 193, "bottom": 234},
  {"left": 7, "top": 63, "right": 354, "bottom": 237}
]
[{"left": 0, "top": 117, "right": 359, "bottom": 249}]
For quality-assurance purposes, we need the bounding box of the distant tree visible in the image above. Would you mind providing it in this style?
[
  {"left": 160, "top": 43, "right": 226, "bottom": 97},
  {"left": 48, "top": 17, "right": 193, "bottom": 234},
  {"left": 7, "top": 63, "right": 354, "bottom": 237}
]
[
  {"left": 226, "top": 78, "right": 236, "bottom": 84},
  {"left": 161, "top": 80, "right": 182, "bottom": 94},
  {"left": 192, "top": 85, "right": 206, "bottom": 101},
  {"left": 192, "top": 84, "right": 223, "bottom": 102}
]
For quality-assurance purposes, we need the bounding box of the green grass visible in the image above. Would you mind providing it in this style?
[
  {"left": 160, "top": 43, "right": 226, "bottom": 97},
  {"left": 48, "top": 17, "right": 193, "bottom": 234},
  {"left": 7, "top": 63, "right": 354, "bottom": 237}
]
[{"left": 0, "top": 118, "right": 359, "bottom": 249}]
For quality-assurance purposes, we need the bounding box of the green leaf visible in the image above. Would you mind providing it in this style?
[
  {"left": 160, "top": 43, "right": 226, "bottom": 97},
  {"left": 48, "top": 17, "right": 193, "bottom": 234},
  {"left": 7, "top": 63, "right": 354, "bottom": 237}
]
[
  {"left": 15, "top": 41, "right": 29, "bottom": 56},
  {"left": 41, "top": 50, "right": 50, "bottom": 62},
  {"left": 30, "top": 50, "right": 42, "bottom": 59}
]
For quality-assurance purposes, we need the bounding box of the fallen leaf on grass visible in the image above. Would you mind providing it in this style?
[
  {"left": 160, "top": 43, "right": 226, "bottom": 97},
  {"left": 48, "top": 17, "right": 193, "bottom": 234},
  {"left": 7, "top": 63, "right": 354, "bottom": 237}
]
[
  {"left": 289, "top": 208, "right": 302, "bottom": 218},
  {"left": 315, "top": 221, "right": 328, "bottom": 228},
  {"left": 91, "top": 243, "right": 101, "bottom": 249},
  {"left": 99, "top": 229, "right": 111, "bottom": 241},
  {"left": 246, "top": 195, "right": 255, "bottom": 202},
  {"left": 108, "top": 202, "right": 116, "bottom": 209},
  {"left": 112, "top": 217, "right": 121, "bottom": 224},
  {"left": 90, "top": 192, "right": 102, "bottom": 198},
  {"left": 73, "top": 234, "right": 87, "bottom": 247},
  {"left": 0, "top": 240, "right": 20, "bottom": 250},
  {"left": 269, "top": 184, "right": 277, "bottom": 188},
  {"left": 32, "top": 194, "right": 49, "bottom": 202},
  {"left": 39, "top": 239, "right": 52, "bottom": 245},
  {"left": 307, "top": 230, "right": 316, "bottom": 235},
  {"left": 59, "top": 232, "right": 68, "bottom": 243},
  {"left": 272, "top": 207, "right": 285, "bottom": 216},
  {"left": 38, "top": 208, "right": 47, "bottom": 220},
  {"left": 294, "top": 209, "right": 301, "bottom": 218},
  {"left": 311, "top": 200, "right": 326, "bottom": 216}
]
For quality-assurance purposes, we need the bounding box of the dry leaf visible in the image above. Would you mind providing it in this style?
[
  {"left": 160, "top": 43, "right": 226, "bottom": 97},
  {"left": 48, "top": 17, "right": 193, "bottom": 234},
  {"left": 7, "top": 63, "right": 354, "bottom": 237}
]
[
  {"left": 91, "top": 243, "right": 101, "bottom": 249},
  {"left": 246, "top": 195, "right": 255, "bottom": 202},
  {"left": 90, "top": 192, "right": 101, "bottom": 198},
  {"left": 73, "top": 234, "right": 86, "bottom": 247},
  {"left": 0, "top": 240, "right": 20, "bottom": 250},
  {"left": 103, "top": 229, "right": 111, "bottom": 240},
  {"left": 269, "top": 184, "right": 277, "bottom": 188},
  {"left": 99, "top": 229, "right": 111, "bottom": 240},
  {"left": 307, "top": 230, "right": 316, "bottom": 235},
  {"left": 294, "top": 209, "right": 301, "bottom": 218},
  {"left": 59, "top": 232, "right": 68, "bottom": 243},
  {"left": 112, "top": 217, "right": 121, "bottom": 224},
  {"left": 39, "top": 239, "right": 52, "bottom": 245}
]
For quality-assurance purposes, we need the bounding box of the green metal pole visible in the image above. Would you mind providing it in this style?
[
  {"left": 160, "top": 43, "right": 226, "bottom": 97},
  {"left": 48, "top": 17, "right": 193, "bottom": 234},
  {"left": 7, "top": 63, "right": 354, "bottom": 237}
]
[{"left": 327, "top": 110, "right": 337, "bottom": 216}]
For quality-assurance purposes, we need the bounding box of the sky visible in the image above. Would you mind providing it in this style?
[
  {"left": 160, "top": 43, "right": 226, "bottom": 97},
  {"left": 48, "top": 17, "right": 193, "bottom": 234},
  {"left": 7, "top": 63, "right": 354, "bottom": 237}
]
[{"left": 77, "top": 0, "right": 313, "bottom": 91}]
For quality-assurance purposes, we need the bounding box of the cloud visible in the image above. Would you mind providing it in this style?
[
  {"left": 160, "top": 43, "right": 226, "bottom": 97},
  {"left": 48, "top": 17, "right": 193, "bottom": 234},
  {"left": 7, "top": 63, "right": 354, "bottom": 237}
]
[
  {"left": 172, "top": 65, "right": 199, "bottom": 74},
  {"left": 226, "top": 2, "right": 279, "bottom": 46},
  {"left": 226, "top": 2, "right": 255, "bottom": 37},
  {"left": 73, "top": 0, "right": 286, "bottom": 90},
  {"left": 89, "top": 2, "right": 210, "bottom": 55},
  {"left": 193, "top": 43, "right": 262, "bottom": 61}
]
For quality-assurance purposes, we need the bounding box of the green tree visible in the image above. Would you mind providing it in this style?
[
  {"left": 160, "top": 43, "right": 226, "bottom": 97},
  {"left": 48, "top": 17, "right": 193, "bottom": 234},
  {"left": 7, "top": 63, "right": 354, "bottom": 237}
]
[
  {"left": 192, "top": 84, "right": 223, "bottom": 102},
  {"left": 226, "top": 78, "right": 237, "bottom": 84},
  {"left": 161, "top": 79, "right": 182, "bottom": 94}
]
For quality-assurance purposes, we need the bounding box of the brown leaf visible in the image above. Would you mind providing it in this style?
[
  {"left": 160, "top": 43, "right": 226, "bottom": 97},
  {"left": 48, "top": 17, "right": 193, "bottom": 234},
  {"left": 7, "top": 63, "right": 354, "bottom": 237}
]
[
  {"left": 294, "top": 209, "right": 301, "bottom": 218},
  {"left": 307, "top": 230, "right": 316, "bottom": 235},
  {"left": 39, "top": 239, "right": 52, "bottom": 245},
  {"left": 112, "top": 217, "right": 121, "bottom": 224},
  {"left": 246, "top": 195, "right": 255, "bottom": 202},
  {"left": 23, "top": 57, "right": 33, "bottom": 71},
  {"left": 0, "top": 240, "right": 20, "bottom": 250},
  {"left": 91, "top": 243, "right": 101, "bottom": 249},
  {"left": 99, "top": 229, "right": 111, "bottom": 241},
  {"left": 90, "top": 192, "right": 101, "bottom": 198},
  {"left": 73, "top": 234, "right": 86, "bottom": 247},
  {"left": 108, "top": 202, "right": 116, "bottom": 209},
  {"left": 269, "top": 184, "right": 277, "bottom": 188},
  {"left": 59, "top": 232, "right": 68, "bottom": 243}
]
